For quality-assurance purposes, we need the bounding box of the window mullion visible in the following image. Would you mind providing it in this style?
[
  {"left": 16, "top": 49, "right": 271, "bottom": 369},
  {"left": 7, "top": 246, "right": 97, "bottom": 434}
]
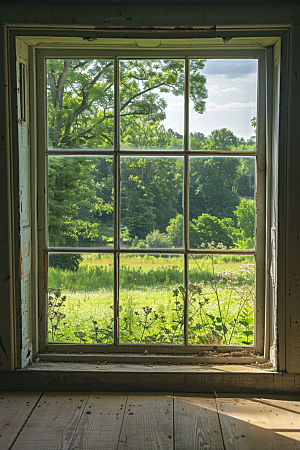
[
  {"left": 184, "top": 57, "right": 190, "bottom": 346},
  {"left": 114, "top": 56, "right": 120, "bottom": 345}
]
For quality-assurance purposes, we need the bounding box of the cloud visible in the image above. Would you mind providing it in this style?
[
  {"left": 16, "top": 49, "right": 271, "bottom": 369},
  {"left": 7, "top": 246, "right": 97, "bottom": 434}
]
[
  {"left": 202, "top": 59, "right": 258, "bottom": 79},
  {"left": 204, "top": 101, "right": 257, "bottom": 112},
  {"left": 208, "top": 85, "right": 243, "bottom": 95}
]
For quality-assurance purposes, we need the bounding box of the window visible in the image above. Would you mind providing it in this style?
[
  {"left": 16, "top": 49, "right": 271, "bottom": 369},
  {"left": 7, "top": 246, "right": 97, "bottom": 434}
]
[{"left": 37, "top": 47, "right": 266, "bottom": 355}]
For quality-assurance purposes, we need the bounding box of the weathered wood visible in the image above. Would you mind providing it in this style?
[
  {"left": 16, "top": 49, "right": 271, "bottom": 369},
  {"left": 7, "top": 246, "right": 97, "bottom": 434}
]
[
  {"left": 216, "top": 393, "right": 281, "bottom": 449},
  {"left": 0, "top": 391, "right": 42, "bottom": 450},
  {"left": 11, "top": 392, "right": 89, "bottom": 450},
  {"left": 174, "top": 393, "right": 224, "bottom": 449},
  {"left": 70, "top": 392, "right": 128, "bottom": 450},
  {"left": 260, "top": 394, "right": 300, "bottom": 449},
  {"left": 117, "top": 392, "right": 173, "bottom": 450}
]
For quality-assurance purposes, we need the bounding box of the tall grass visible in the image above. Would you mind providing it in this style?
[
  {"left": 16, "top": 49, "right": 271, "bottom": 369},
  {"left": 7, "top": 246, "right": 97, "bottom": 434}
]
[{"left": 48, "top": 255, "right": 255, "bottom": 346}]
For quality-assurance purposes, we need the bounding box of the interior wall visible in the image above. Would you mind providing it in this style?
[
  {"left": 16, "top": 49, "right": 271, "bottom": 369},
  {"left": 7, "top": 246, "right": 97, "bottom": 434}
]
[{"left": 1, "top": 1, "right": 300, "bottom": 373}]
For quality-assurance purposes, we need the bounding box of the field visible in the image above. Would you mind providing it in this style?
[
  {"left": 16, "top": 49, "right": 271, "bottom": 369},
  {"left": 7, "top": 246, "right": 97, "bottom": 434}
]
[{"left": 48, "top": 254, "right": 255, "bottom": 346}]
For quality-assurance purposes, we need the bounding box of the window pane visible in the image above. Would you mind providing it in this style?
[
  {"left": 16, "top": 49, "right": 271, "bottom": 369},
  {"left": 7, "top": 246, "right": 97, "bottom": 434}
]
[
  {"left": 119, "top": 254, "right": 184, "bottom": 344},
  {"left": 48, "top": 253, "right": 114, "bottom": 343},
  {"left": 189, "top": 254, "right": 255, "bottom": 345},
  {"left": 48, "top": 156, "right": 114, "bottom": 248},
  {"left": 120, "top": 59, "right": 184, "bottom": 150},
  {"left": 189, "top": 156, "right": 255, "bottom": 250},
  {"left": 47, "top": 59, "right": 114, "bottom": 150},
  {"left": 120, "top": 157, "right": 183, "bottom": 249},
  {"left": 189, "top": 59, "right": 258, "bottom": 151}
]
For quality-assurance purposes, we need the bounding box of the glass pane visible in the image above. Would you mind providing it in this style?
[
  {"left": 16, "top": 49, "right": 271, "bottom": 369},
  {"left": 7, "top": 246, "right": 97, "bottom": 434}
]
[
  {"left": 48, "top": 156, "right": 114, "bottom": 248},
  {"left": 47, "top": 59, "right": 114, "bottom": 150},
  {"left": 189, "top": 156, "right": 255, "bottom": 250},
  {"left": 189, "top": 254, "right": 255, "bottom": 345},
  {"left": 48, "top": 253, "right": 114, "bottom": 343},
  {"left": 120, "top": 59, "right": 184, "bottom": 150},
  {"left": 119, "top": 254, "right": 184, "bottom": 344},
  {"left": 120, "top": 157, "right": 183, "bottom": 249},
  {"left": 190, "top": 59, "right": 258, "bottom": 151}
]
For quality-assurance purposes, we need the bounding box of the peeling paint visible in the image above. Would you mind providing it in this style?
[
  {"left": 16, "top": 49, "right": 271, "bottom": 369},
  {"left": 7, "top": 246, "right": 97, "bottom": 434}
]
[{"left": 0, "top": 336, "right": 8, "bottom": 359}]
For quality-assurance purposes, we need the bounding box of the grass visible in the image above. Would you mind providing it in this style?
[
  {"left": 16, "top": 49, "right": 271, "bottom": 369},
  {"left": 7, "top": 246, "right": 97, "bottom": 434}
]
[{"left": 48, "top": 254, "right": 255, "bottom": 346}]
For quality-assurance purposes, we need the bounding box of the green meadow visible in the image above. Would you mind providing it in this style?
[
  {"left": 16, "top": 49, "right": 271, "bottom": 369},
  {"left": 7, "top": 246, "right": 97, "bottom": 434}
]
[{"left": 48, "top": 254, "right": 255, "bottom": 346}]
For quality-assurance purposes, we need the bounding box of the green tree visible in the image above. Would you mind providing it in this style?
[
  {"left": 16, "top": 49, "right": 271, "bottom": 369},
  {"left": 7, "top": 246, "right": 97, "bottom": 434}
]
[
  {"left": 190, "top": 213, "right": 234, "bottom": 249},
  {"left": 121, "top": 157, "right": 182, "bottom": 240},
  {"left": 145, "top": 229, "right": 172, "bottom": 248},
  {"left": 47, "top": 58, "right": 207, "bottom": 248},
  {"left": 189, "top": 157, "right": 240, "bottom": 222},
  {"left": 166, "top": 214, "right": 183, "bottom": 247},
  {"left": 48, "top": 157, "right": 113, "bottom": 270},
  {"left": 234, "top": 198, "right": 255, "bottom": 249},
  {"left": 202, "top": 128, "right": 239, "bottom": 150},
  {"left": 48, "top": 58, "right": 208, "bottom": 150}
]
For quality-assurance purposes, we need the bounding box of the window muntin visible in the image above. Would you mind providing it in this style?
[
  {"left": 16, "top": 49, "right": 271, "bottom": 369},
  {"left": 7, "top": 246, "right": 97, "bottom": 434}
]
[{"left": 44, "top": 54, "right": 260, "bottom": 350}]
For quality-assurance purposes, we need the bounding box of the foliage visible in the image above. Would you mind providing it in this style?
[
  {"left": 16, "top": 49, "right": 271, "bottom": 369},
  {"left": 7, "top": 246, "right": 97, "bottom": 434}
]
[
  {"left": 203, "top": 128, "right": 239, "bottom": 150},
  {"left": 47, "top": 59, "right": 257, "bottom": 270},
  {"left": 145, "top": 229, "right": 172, "bottom": 249},
  {"left": 48, "top": 288, "right": 67, "bottom": 341},
  {"left": 234, "top": 198, "right": 255, "bottom": 249},
  {"left": 48, "top": 255, "right": 254, "bottom": 346},
  {"left": 121, "top": 157, "right": 182, "bottom": 239},
  {"left": 166, "top": 214, "right": 183, "bottom": 247},
  {"left": 189, "top": 157, "right": 241, "bottom": 222},
  {"left": 50, "top": 254, "right": 84, "bottom": 272},
  {"left": 190, "top": 214, "right": 234, "bottom": 249}
]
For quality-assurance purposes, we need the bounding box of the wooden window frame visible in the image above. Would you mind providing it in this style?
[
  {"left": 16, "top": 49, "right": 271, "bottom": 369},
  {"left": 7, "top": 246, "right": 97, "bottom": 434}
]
[{"left": 8, "top": 30, "right": 283, "bottom": 366}]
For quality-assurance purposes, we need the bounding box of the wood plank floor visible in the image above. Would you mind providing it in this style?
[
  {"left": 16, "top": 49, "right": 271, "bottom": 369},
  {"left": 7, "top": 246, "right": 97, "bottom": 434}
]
[{"left": 2, "top": 392, "right": 300, "bottom": 449}]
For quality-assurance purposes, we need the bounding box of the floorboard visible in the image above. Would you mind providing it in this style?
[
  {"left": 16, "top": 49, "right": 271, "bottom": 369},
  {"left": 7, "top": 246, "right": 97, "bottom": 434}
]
[
  {"left": 259, "top": 394, "right": 300, "bottom": 449},
  {"left": 69, "top": 392, "right": 128, "bottom": 450},
  {"left": 174, "top": 393, "right": 224, "bottom": 450},
  {"left": 117, "top": 392, "right": 173, "bottom": 450},
  {"left": 216, "top": 393, "right": 281, "bottom": 450},
  {"left": 0, "top": 391, "right": 42, "bottom": 450},
  {"left": 11, "top": 392, "right": 90, "bottom": 450},
  {"left": 2, "top": 392, "right": 300, "bottom": 449}
]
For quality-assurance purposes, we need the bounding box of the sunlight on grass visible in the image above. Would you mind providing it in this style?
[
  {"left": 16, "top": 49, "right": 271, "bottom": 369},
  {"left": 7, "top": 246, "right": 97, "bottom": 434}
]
[{"left": 48, "top": 254, "right": 254, "bottom": 345}]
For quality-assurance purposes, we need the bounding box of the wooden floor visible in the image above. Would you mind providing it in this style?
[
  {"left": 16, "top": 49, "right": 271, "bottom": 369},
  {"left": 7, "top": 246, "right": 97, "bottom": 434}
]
[{"left": 2, "top": 392, "right": 300, "bottom": 449}]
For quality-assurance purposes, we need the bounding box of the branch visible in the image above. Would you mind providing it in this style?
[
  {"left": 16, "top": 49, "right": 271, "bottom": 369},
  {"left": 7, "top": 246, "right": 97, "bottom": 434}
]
[{"left": 120, "top": 82, "right": 165, "bottom": 112}]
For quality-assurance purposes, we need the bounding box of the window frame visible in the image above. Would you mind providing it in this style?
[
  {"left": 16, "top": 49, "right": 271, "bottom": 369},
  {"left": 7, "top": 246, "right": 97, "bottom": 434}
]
[{"left": 35, "top": 46, "right": 267, "bottom": 358}]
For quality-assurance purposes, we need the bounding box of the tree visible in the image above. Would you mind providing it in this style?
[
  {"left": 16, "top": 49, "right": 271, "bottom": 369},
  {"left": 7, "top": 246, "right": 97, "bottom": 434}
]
[
  {"left": 190, "top": 131, "right": 206, "bottom": 150},
  {"left": 47, "top": 58, "right": 208, "bottom": 248},
  {"left": 203, "top": 128, "right": 239, "bottom": 150},
  {"left": 48, "top": 157, "right": 113, "bottom": 270},
  {"left": 189, "top": 157, "right": 240, "bottom": 222},
  {"left": 145, "top": 230, "right": 172, "bottom": 249},
  {"left": 190, "top": 214, "right": 234, "bottom": 249},
  {"left": 47, "top": 58, "right": 208, "bottom": 150},
  {"left": 234, "top": 198, "right": 255, "bottom": 249},
  {"left": 166, "top": 214, "right": 183, "bottom": 247},
  {"left": 120, "top": 157, "right": 182, "bottom": 240}
]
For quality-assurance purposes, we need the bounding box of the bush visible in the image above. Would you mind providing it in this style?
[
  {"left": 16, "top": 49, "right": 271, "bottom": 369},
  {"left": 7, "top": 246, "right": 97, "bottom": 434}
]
[
  {"left": 190, "top": 213, "right": 234, "bottom": 248},
  {"left": 145, "top": 229, "right": 172, "bottom": 249}
]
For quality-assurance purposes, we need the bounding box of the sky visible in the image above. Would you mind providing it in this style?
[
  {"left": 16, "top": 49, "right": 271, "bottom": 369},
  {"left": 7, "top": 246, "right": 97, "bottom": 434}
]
[{"left": 162, "top": 59, "right": 258, "bottom": 140}]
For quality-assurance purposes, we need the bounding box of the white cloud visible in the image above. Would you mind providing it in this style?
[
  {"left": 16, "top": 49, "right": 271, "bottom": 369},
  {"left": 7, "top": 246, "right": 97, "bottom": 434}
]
[
  {"left": 202, "top": 59, "right": 258, "bottom": 79},
  {"left": 208, "top": 85, "right": 243, "bottom": 95},
  {"left": 204, "top": 101, "right": 257, "bottom": 112}
]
